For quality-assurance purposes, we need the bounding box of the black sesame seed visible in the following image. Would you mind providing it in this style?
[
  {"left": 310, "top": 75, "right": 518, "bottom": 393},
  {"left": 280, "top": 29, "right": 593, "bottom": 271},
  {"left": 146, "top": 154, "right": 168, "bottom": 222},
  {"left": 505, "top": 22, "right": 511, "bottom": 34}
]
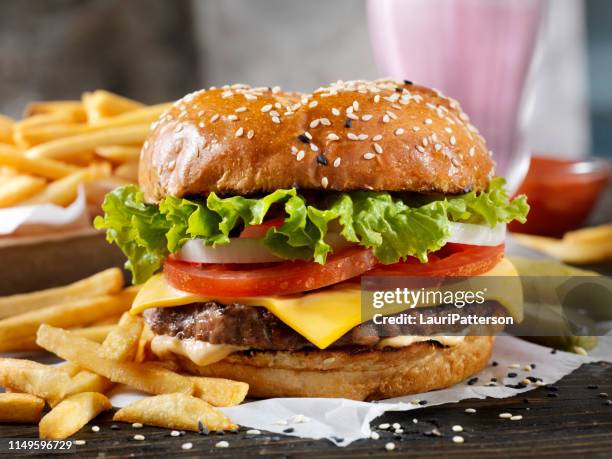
[
  {"left": 587, "top": 384, "right": 599, "bottom": 390},
  {"left": 332, "top": 437, "right": 344, "bottom": 443},
  {"left": 492, "top": 361, "right": 499, "bottom": 367},
  {"left": 547, "top": 392, "right": 559, "bottom": 398},
  {"left": 216, "top": 430, "right": 225, "bottom": 436},
  {"left": 283, "top": 428, "right": 295, "bottom": 434},
  {"left": 523, "top": 398, "right": 530, "bottom": 404},
  {"left": 418, "top": 400, "right": 428, "bottom": 406},
  {"left": 546, "top": 385, "right": 559, "bottom": 392},
  {"left": 298, "top": 133, "right": 310, "bottom": 144},
  {"left": 403, "top": 80, "right": 413, "bottom": 85},
  {"left": 110, "top": 424, "right": 120, "bottom": 430},
  {"left": 508, "top": 372, "right": 518, "bottom": 378},
  {"left": 467, "top": 377, "right": 478, "bottom": 386},
  {"left": 229, "top": 429, "right": 239, "bottom": 434},
  {"left": 180, "top": 431, "right": 186, "bottom": 436},
  {"left": 530, "top": 364, "right": 537, "bottom": 369},
  {"left": 551, "top": 349, "right": 557, "bottom": 354},
  {"left": 198, "top": 420, "right": 209, "bottom": 435},
  {"left": 394, "top": 434, "right": 403, "bottom": 440},
  {"left": 316, "top": 154, "right": 328, "bottom": 166},
  {"left": 344, "top": 118, "right": 352, "bottom": 128},
  {"left": 490, "top": 378, "right": 498, "bottom": 383},
  {"left": 395, "top": 87, "right": 402, "bottom": 93},
  {"left": 526, "top": 376, "right": 541, "bottom": 383}
]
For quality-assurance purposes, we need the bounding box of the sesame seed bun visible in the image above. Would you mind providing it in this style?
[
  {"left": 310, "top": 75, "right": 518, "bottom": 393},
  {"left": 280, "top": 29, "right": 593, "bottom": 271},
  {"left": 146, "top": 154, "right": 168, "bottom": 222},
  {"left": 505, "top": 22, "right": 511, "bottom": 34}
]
[
  {"left": 167, "top": 336, "right": 495, "bottom": 400},
  {"left": 139, "top": 79, "right": 494, "bottom": 202}
]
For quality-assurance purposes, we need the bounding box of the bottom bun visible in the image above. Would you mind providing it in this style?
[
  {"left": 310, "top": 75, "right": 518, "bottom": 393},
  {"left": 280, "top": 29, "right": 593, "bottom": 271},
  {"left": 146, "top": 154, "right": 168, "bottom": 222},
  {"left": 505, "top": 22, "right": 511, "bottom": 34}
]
[{"left": 171, "top": 336, "right": 495, "bottom": 400}]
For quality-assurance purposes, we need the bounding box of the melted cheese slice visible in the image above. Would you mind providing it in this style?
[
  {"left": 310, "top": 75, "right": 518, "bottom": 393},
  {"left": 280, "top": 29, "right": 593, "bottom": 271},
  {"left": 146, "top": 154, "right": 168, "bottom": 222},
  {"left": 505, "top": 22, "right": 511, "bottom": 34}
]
[{"left": 131, "top": 257, "right": 522, "bottom": 350}]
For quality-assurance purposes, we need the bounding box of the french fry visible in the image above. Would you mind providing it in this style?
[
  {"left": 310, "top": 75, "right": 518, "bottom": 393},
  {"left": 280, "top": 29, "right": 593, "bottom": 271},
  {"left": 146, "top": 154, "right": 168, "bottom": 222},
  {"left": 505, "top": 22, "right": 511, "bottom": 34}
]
[
  {"left": 0, "top": 358, "right": 72, "bottom": 403},
  {"left": 114, "top": 161, "right": 139, "bottom": 182},
  {"left": 0, "top": 174, "right": 46, "bottom": 208},
  {"left": 0, "top": 165, "right": 19, "bottom": 184},
  {"left": 37, "top": 325, "right": 249, "bottom": 407},
  {"left": 39, "top": 392, "right": 111, "bottom": 440},
  {"left": 0, "top": 267, "right": 124, "bottom": 319},
  {"left": 54, "top": 370, "right": 115, "bottom": 407},
  {"left": 14, "top": 110, "right": 82, "bottom": 129},
  {"left": 0, "top": 393, "right": 45, "bottom": 423},
  {"left": 113, "top": 393, "right": 237, "bottom": 432},
  {"left": 24, "top": 124, "right": 150, "bottom": 161},
  {"left": 513, "top": 224, "right": 612, "bottom": 264},
  {"left": 0, "top": 288, "right": 137, "bottom": 351},
  {"left": 57, "top": 362, "right": 82, "bottom": 378},
  {"left": 99, "top": 313, "right": 144, "bottom": 362},
  {"left": 23, "top": 162, "right": 111, "bottom": 206},
  {"left": 95, "top": 145, "right": 141, "bottom": 163},
  {"left": 83, "top": 90, "right": 144, "bottom": 122},
  {"left": 0, "top": 149, "right": 79, "bottom": 180},
  {"left": 24, "top": 101, "right": 86, "bottom": 120},
  {"left": 72, "top": 324, "right": 115, "bottom": 343},
  {"left": 0, "top": 114, "right": 14, "bottom": 144}
]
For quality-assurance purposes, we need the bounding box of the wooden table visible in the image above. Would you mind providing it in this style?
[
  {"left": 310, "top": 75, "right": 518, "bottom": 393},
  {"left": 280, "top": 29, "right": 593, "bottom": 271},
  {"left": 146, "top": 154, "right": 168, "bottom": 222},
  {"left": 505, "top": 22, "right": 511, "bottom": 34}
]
[{"left": 1, "top": 176, "right": 611, "bottom": 458}]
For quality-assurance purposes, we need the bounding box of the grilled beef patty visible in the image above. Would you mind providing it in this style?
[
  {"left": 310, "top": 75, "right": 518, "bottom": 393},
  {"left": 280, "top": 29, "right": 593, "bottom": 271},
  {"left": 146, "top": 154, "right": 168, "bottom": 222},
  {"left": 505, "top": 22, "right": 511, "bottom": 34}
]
[{"left": 143, "top": 301, "right": 507, "bottom": 350}]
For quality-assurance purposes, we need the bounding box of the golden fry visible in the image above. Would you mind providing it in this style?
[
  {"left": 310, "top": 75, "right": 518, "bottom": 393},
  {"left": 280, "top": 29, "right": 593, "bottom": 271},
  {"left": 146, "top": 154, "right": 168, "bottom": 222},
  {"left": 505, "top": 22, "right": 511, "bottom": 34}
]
[
  {"left": 95, "top": 145, "right": 140, "bottom": 163},
  {"left": 55, "top": 370, "right": 114, "bottom": 407},
  {"left": 99, "top": 313, "right": 144, "bottom": 362},
  {"left": 0, "top": 289, "right": 137, "bottom": 351},
  {"left": 24, "top": 125, "right": 150, "bottom": 161},
  {"left": 114, "top": 161, "right": 139, "bottom": 182},
  {"left": 0, "top": 267, "right": 124, "bottom": 319},
  {"left": 0, "top": 358, "right": 72, "bottom": 402},
  {"left": 0, "top": 114, "right": 14, "bottom": 144},
  {"left": 0, "top": 175, "right": 46, "bottom": 208},
  {"left": 13, "top": 123, "right": 88, "bottom": 149},
  {"left": 39, "top": 392, "right": 111, "bottom": 440},
  {"left": 0, "top": 393, "right": 45, "bottom": 423},
  {"left": 71, "top": 324, "right": 115, "bottom": 343},
  {"left": 83, "top": 90, "right": 144, "bottom": 123},
  {"left": 24, "top": 101, "right": 86, "bottom": 120},
  {"left": 0, "top": 149, "right": 79, "bottom": 180},
  {"left": 37, "top": 325, "right": 249, "bottom": 407},
  {"left": 113, "top": 393, "right": 237, "bottom": 432}
]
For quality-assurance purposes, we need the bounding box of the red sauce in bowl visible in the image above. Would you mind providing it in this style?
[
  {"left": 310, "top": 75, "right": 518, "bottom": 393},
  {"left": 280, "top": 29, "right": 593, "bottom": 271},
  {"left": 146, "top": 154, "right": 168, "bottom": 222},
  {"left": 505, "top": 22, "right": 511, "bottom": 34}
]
[{"left": 508, "top": 156, "right": 609, "bottom": 237}]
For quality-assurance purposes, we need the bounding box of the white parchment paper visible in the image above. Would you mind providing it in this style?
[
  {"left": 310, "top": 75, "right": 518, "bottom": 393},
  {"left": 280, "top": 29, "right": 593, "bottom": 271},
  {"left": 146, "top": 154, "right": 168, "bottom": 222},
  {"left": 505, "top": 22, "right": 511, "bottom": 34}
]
[
  {"left": 0, "top": 186, "right": 88, "bottom": 235},
  {"left": 108, "top": 335, "right": 612, "bottom": 446}
]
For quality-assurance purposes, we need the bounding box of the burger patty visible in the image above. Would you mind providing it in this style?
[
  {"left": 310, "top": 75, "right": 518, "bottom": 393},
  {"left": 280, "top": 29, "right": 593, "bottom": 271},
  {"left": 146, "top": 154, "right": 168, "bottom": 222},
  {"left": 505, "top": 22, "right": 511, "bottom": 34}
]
[{"left": 144, "top": 301, "right": 507, "bottom": 350}]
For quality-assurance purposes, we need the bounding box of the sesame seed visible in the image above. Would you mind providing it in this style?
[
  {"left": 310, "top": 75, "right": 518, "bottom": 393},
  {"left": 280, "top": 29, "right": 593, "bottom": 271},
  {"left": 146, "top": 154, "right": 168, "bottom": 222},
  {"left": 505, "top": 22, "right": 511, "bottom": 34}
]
[
  {"left": 210, "top": 114, "right": 220, "bottom": 122},
  {"left": 364, "top": 152, "right": 375, "bottom": 160},
  {"left": 425, "top": 118, "right": 433, "bottom": 125},
  {"left": 347, "top": 133, "right": 358, "bottom": 140},
  {"left": 374, "top": 94, "right": 381, "bottom": 103},
  {"left": 247, "top": 129, "right": 254, "bottom": 139},
  {"left": 308, "top": 101, "right": 318, "bottom": 108},
  {"left": 378, "top": 423, "right": 390, "bottom": 429},
  {"left": 133, "top": 434, "right": 145, "bottom": 441},
  {"left": 394, "top": 128, "right": 405, "bottom": 136},
  {"left": 310, "top": 119, "right": 320, "bottom": 128},
  {"left": 310, "top": 143, "right": 319, "bottom": 152},
  {"left": 373, "top": 143, "right": 383, "bottom": 154},
  {"left": 171, "top": 430, "right": 180, "bottom": 437},
  {"left": 91, "top": 426, "right": 100, "bottom": 432},
  {"left": 423, "top": 137, "right": 429, "bottom": 146},
  {"left": 270, "top": 110, "right": 280, "bottom": 117},
  {"left": 215, "top": 441, "right": 229, "bottom": 448},
  {"left": 469, "top": 146, "right": 476, "bottom": 157},
  {"left": 246, "top": 429, "right": 261, "bottom": 435},
  {"left": 321, "top": 177, "right": 329, "bottom": 188},
  {"left": 347, "top": 113, "right": 359, "bottom": 120},
  {"left": 296, "top": 151, "right": 305, "bottom": 161},
  {"left": 291, "top": 146, "right": 298, "bottom": 154},
  {"left": 227, "top": 114, "right": 238, "bottom": 121},
  {"left": 370, "top": 431, "right": 380, "bottom": 440},
  {"left": 304, "top": 131, "right": 313, "bottom": 140},
  {"left": 317, "top": 154, "right": 328, "bottom": 165},
  {"left": 382, "top": 114, "right": 390, "bottom": 123},
  {"left": 182, "top": 442, "right": 193, "bottom": 450},
  {"left": 132, "top": 423, "right": 143, "bottom": 428},
  {"left": 357, "top": 133, "right": 369, "bottom": 140},
  {"left": 508, "top": 364, "right": 521, "bottom": 369},
  {"left": 271, "top": 116, "right": 280, "bottom": 124},
  {"left": 235, "top": 106, "right": 247, "bottom": 113},
  {"left": 198, "top": 122, "right": 205, "bottom": 128},
  {"left": 450, "top": 136, "right": 457, "bottom": 145},
  {"left": 333, "top": 157, "right": 341, "bottom": 168},
  {"left": 445, "top": 127, "right": 453, "bottom": 133},
  {"left": 353, "top": 101, "right": 360, "bottom": 111},
  {"left": 344, "top": 118, "right": 352, "bottom": 128},
  {"left": 320, "top": 118, "right": 331, "bottom": 126},
  {"left": 452, "top": 436, "right": 465, "bottom": 444},
  {"left": 386, "top": 110, "right": 397, "bottom": 120},
  {"left": 75, "top": 440, "right": 86, "bottom": 445},
  {"left": 362, "top": 114, "right": 373, "bottom": 121},
  {"left": 465, "top": 408, "right": 477, "bottom": 414},
  {"left": 272, "top": 86, "right": 281, "bottom": 93},
  {"left": 327, "top": 133, "right": 340, "bottom": 141},
  {"left": 385, "top": 442, "right": 396, "bottom": 451},
  {"left": 346, "top": 106, "right": 354, "bottom": 115},
  {"left": 452, "top": 425, "right": 463, "bottom": 432},
  {"left": 510, "top": 415, "right": 523, "bottom": 421},
  {"left": 416, "top": 145, "right": 426, "bottom": 153},
  {"left": 235, "top": 127, "right": 244, "bottom": 137},
  {"left": 372, "top": 134, "right": 383, "bottom": 141},
  {"left": 435, "top": 143, "right": 442, "bottom": 151},
  {"left": 261, "top": 104, "right": 272, "bottom": 113},
  {"left": 392, "top": 423, "right": 401, "bottom": 430},
  {"left": 331, "top": 108, "right": 340, "bottom": 116},
  {"left": 499, "top": 413, "right": 513, "bottom": 419},
  {"left": 412, "top": 126, "right": 420, "bottom": 132}
]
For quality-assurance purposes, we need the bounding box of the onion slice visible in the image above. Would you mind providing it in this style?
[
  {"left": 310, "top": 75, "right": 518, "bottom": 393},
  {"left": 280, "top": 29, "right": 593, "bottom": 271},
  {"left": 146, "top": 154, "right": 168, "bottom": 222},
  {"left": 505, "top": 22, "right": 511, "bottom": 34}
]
[{"left": 447, "top": 222, "right": 506, "bottom": 246}]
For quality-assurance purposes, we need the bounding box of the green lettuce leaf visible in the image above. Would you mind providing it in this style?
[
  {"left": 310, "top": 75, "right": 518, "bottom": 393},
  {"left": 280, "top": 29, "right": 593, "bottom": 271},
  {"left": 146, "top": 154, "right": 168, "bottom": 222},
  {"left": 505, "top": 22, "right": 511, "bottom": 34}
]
[{"left": 94, "top": 179, "right": 529, "bottom": 283}]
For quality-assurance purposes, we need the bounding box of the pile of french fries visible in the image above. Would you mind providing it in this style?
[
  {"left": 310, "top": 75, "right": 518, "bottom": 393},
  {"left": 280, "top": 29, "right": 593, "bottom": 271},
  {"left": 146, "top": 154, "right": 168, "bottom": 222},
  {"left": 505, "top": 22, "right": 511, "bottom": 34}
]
[
  {"left": 0, "top": 90, "right": 171, "bottom": 210},
  {"left": 0, "top": 268, "right": 247, "bottom": 439}
]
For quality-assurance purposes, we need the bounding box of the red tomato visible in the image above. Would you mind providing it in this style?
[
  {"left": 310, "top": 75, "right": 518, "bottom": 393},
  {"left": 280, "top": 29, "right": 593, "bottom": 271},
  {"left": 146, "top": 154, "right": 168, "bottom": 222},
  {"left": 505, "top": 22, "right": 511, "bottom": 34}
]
[
  {"left": 164, "top": 246, "right": 379, "bottom": 297},
  {"left": 367, "top": 243, "right": 504, "bottom": 277},
  {"left": 239, "top": 218, "right": 284, "bottom": 239}
]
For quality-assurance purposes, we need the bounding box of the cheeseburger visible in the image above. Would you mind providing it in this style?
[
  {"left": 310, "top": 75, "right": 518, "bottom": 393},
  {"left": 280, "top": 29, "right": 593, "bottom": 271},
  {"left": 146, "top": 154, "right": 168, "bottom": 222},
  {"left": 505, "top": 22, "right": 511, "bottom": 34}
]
[{"left": 95, "top": 79, "right": 528, "bottom": 400}]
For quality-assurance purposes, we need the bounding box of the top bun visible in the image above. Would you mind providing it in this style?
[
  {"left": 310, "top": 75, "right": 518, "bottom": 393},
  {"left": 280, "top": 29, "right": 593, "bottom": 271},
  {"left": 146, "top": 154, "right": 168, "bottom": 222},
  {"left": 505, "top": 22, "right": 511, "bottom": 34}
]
[{"left": 139, "top": 79, "right": 494, "bottom": 202}]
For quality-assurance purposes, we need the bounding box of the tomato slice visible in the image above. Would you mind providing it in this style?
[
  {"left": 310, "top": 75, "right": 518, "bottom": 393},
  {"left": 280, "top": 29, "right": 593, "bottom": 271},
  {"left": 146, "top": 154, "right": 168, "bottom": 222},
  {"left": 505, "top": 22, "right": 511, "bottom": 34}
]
[
  {"left": 367, "top": 243, "right": 504, "bottom": 277},
  {"left": 239, "top": 218, "right": 284, "bottom": 239},
  {"left": 164, "top": 246, "right": 379, "bottom": 297}
]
